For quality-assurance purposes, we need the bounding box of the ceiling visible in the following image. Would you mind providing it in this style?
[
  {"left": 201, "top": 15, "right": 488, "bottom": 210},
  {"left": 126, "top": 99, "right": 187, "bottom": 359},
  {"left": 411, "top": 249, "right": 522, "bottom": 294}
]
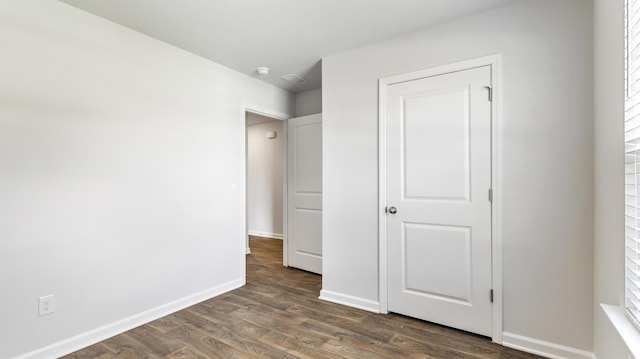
[{"left": 59, "top": 0, "right": 518, "bottom": 93}]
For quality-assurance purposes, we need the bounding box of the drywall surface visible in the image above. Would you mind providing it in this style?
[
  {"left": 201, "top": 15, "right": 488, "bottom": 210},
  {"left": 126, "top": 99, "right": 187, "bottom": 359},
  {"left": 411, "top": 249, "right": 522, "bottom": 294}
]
[
  {"left": 247, "top": 120, "right": 284, "bottom": 238},
  {"left": 295, "top": 88, "right": 322, "bottom": 117},
  {"left": 593, "top": 0, "right": 628, "bottom": 357},
  {"left": 0, "top": 1, "right": 293, "bottom": 358},
  {"left": 322, "top": 0, "right": 594, "bottom": 353}
]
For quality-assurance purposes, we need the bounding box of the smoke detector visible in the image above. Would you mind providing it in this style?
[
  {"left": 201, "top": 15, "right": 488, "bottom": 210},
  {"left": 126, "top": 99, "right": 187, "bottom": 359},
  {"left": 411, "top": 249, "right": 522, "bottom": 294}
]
[
  {"left": 256, "top": 67, "right": 270, "bottom": 76},
  {"left": 280, "top": 73, "right": 307, "bottom": 84}
]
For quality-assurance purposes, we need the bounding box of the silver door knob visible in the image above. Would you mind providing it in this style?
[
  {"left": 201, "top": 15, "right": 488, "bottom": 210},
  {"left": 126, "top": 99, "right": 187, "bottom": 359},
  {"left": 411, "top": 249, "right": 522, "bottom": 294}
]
[{"left": 388, "top": 206, "right": 397, "bottom": 214}]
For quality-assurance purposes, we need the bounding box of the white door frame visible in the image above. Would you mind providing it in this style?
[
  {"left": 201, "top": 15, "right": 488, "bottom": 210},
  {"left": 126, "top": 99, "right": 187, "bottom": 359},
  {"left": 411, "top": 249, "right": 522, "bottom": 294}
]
[
  {"left": 241, "top": 103, "right": 291, "bottom": 283},
  {"left": 378, "top": 54, "right": 503, "bottom": 343}
]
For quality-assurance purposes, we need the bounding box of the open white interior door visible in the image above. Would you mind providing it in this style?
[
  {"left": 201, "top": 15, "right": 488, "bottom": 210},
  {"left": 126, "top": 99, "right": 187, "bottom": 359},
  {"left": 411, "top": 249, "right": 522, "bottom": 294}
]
[{"left": 287, "top": 114, "right": 322, "bottom": 274}]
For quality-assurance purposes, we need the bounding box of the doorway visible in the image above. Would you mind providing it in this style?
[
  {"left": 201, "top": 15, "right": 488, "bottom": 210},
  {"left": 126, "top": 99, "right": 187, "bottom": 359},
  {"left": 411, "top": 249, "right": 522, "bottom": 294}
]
[
  {"left": 246, "top": 112, "right": 285, "bottom": 251},
  {"left": 241, "top": 107, "right": 289, "bottom": 283},
  {"left": 241, "top": 105, "right": 324, "bottom": 285}
]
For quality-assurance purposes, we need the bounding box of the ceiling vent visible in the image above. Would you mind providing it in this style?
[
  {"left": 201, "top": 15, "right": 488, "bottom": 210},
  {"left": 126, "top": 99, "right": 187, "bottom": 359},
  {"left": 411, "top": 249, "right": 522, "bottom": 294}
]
[{"left": 280, "top": 73, "right": 307, "bottom": 85}]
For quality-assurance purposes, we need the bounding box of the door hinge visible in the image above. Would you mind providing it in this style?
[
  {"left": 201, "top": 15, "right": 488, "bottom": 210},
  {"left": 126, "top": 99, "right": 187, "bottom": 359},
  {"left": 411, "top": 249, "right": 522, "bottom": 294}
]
[
  {"left": 488, "top": 188, "right": 493, "bottom": 203},
  {"left": 490, "top": 289, "right": 494, "bottom": 303},
  {"left": 484, "top": 86, "right": 493, "bottom": 102}
]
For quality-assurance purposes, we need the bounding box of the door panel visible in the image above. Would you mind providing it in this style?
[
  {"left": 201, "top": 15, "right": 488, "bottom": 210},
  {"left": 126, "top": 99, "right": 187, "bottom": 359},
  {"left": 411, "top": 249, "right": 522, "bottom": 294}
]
[
  {"left": 404, "top": 223, "right": 471, "bottom": 302},
  {"left": 404, "top": 86, "right": 470, "bottom": 201},
  {"left": 294, "top": 124, "right": 322, "bottom": 193},
  {"left": 288, "top": 114, "right": 322, "bottom": 274},
  {"left": 295, "top": 209, "right": 322, "bottom": 255},
  {"left": 386, "top": 66, "right": 492, "bottom": 336}
]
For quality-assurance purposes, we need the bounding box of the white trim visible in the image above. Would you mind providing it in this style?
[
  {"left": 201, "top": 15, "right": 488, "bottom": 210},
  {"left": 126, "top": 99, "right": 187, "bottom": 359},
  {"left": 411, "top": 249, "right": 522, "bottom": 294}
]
[
  {"left": 248, "top": 230, "right": 284, "bottom": 240},
  {"left": 378, "top": 78, "right": 389, "bottom": 314},
  {"left": 490, "top": 54, "right": 504, "bottom": 344},
  {"left": 602, "top": 304, "right": 640, "bottom": 359},
  {"left": 377, "top": 54, "right": 504, "bottom": 341},
  {"left": 13, "top": 279, "right": 243, "bottom": 359},
  {"left": 319, "top": 289, "right": 381, "bottom": 313},
  {"left": 282, "top": 122, "right": 289, "bottom": 267},
  {"left": 502, "top": 332, "right": 596, "bottom": 359},
  {"left": 241, "top": 103, "right": 291, "bottom": 274}
]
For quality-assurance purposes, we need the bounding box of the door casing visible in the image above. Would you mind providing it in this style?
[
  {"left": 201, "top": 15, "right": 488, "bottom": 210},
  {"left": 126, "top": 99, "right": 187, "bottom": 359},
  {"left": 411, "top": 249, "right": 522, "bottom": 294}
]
[{"left": 378, "top": 54, "right": 503, "bottom": 343}]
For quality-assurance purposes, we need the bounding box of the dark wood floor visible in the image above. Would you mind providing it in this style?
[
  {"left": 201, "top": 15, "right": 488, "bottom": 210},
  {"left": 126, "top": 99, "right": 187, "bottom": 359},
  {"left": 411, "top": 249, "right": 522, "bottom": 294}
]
[{"left": 64, "top": 236, "right": 545, "bottom": 359}]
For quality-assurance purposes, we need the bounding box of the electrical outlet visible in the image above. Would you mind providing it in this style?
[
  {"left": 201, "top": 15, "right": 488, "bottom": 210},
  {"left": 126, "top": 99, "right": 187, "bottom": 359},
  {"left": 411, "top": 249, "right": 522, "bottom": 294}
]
[{"left": 38, "top": 295, "right": 55, "bottom": 316}]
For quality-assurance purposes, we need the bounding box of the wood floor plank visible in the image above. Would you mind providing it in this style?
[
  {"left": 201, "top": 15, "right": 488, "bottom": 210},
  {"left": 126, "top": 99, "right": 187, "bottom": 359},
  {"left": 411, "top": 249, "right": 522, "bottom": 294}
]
[
  {"left": 216, "top": 292, "right": 264, "bottom": 310},
  {"left": 174, "top": 309, "right": 269, "bottom": 347},
  {"left": 367, "top": 313, "right": 495, "bottom": 345},
  {"left": 199, "top": 297, "right": 244, "bottom": 315},
  {"left": 165, "top": 346, "right": 211, "bottom": 359},
  {"left": 178, "top": 309, "right": 299, "bottom": 359},
  {"left": 390, "top": 334, "right": 496, "bottom": 359},
  {"left": 232, "top": 286, "right": 296, "bottom": 311},
  {"left": 63, "top": 343, "right": 115, "bottom": 359},
  {"left": 324, "top": 332, "right": 430, "bottom": 359},
  {"left": 366, "top": 315, "right": 502, "bottom": 358},
  {"left": 63, "top": 236, "right": 547, "bottom": 359},
  {"left": 230, "top": 305, "right": 306, "bottom": 329},
  {"left": 165, "top": 325, "right": 253, "bottom": 359},
  {"left": 230, "top": 307, "right": 330, "bottom": 348},
  {"left": 288, "top": 304, "right": 397, "bottom": 342},
  {"left": 322, "top": 337, "right": 416, "bottom": 359},
  {"left": 125, "top": 324, "right": 185, "bottom": 356},
  {"left": 146, "top": 313, "right": 183, "bottom": 334},
  {"left": 259, "top": 331, "right": 346, "bottom": 359},
  {"left": 186, "top": 299, "right": 242, "bottom": 320},
  {"left": 267, "top": 281, "right": 321, "bottom": 299},
  {"left": 277, "top": 291, "right": 370, "bottom": 322},
  {"left": 100, "top": 333, "right": 164, "bottom": 358}
]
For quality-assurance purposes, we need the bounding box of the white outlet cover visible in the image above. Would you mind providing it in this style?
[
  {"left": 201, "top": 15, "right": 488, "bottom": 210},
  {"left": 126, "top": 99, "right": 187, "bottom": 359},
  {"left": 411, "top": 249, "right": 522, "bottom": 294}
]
[{"left": 39, "top": 294, "right": 55, "bottom": 316}]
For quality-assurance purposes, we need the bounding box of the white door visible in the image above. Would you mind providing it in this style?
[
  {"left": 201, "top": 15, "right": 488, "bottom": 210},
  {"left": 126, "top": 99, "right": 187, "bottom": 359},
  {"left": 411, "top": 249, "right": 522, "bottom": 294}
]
[
  {"left": 385, "top": 66, "right": 492, "bottom": 336},
  {"left": 287, "top": 114, "right": 322, "bottom": 274}
]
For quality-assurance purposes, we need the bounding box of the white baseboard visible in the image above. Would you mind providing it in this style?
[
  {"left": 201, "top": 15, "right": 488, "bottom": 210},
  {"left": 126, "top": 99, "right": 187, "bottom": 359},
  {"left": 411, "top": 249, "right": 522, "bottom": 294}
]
[
  {"left": 248, "top": 230, "right": 283, "bottom": 240},
  {"left": 502, "top": 332, "right": 595, "bottom": 359},
  {"left": 319, "top": 289, "right": 380, "bottom": 313},
  {"left": 13, "top": 279, "right": 244, "bottom": 359}
]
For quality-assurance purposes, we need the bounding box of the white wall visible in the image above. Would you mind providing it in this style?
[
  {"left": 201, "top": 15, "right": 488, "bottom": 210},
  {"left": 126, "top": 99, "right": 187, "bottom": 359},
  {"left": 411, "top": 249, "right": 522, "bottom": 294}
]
[
  {"left": 295, "top": 88, "right": 322, "bottom": 117},
  {"left": 247, "top": 120, "right": 284, "bottom": 238},
  {"left": 322, "top": 0, "right": 594, "bottom": 355},
  {"left": 0, "top": 2, "right": 294, "bottom": 358},
  {"left": 593, "top": 0, "right": 629, "bottom": 357}
]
